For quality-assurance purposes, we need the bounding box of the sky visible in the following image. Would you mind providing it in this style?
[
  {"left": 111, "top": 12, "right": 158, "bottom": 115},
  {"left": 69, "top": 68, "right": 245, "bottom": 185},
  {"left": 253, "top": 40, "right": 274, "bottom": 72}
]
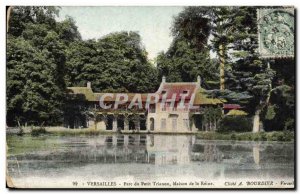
[{"left": 57, "top": 6, "right": 184, "bottom": 60}]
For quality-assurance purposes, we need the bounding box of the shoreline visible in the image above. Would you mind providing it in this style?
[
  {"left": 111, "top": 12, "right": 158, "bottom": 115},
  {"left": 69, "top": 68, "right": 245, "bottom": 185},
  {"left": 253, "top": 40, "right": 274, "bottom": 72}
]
[{"left": 6, "top": 127, "right": 294, "bottom": 142}]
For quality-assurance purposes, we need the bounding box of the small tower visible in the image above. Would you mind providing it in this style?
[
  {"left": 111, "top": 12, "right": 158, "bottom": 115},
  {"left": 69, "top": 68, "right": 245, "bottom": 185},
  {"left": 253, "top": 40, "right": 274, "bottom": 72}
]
[{"left": 197, "top": 75, "right": 201, "bottom": 87}]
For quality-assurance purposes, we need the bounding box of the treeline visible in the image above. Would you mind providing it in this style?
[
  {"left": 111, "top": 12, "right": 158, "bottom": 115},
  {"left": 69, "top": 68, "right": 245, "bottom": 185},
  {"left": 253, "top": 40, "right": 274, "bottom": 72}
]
[
  {"left": 7, "top": 6, "right": 294, "bottom": 132},
  {"left": 157, "top": 7, "right": 294, "bottom": 132},
  {"left": 7, "top": 6, "right": 158, "bottom": 126}
]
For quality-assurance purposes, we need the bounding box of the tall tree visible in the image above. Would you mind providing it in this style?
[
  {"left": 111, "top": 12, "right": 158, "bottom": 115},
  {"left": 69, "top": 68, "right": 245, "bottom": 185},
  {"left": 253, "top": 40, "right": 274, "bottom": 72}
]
[
  {"left": 8, "top": 6, "right": 58, "bottom": 37},
  {"left": 208, "top": 7, "right": 295, "bottom": 132},
  {"left": 157, "top": 7, "right": 218, "bottom": 87},
  {"left": 7, "top": 6, "right": 81, "bottom": 126},
  {"left": 66, "top": 31, "right": 159, "bottom": 93},
  {"left": 263, "top": 58, "right": 295, "bottom": 131},
  {"left": 167, "top": 6, "right": 294, "bottom": 132}
]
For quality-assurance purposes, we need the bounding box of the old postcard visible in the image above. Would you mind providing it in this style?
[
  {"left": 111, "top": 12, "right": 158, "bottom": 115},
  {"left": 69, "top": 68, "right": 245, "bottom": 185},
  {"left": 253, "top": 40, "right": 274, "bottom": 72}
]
[{"left": 6, "top": 6, "right": 295, "bottom": 189}]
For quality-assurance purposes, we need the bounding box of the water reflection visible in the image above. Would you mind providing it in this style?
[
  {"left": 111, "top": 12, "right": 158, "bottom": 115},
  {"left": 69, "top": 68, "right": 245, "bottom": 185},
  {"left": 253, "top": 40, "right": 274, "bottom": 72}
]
[
  {"left": 253, "top": 145, "right": 260, "bottom": 165},
  {"left": 7, "top": 134, "right": 294, "bottom": 181}
]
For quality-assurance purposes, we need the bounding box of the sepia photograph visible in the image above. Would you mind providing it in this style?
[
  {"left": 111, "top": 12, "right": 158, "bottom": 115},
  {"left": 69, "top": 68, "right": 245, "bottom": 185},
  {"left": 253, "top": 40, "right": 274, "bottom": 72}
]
[{"left": 5, "top": 5, "right": 295, "bottom": 189}]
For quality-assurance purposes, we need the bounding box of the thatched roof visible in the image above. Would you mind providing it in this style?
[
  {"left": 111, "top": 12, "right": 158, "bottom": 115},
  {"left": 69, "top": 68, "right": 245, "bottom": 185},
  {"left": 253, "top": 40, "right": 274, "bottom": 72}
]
[
  {"left": 67, "top": 87, "right": 149, "bottom": 102},
  {"left": 226, "top": 109, "right": 248, "bottom": 116},
  {"left": 94, "top": 93, "right": 149, "bottom": 102},
  {"left": 67, "top": 85, "right": 225, "bottom": 106}
]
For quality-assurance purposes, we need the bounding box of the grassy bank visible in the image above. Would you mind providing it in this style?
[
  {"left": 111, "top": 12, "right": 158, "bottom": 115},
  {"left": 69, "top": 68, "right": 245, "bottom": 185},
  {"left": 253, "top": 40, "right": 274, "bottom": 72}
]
[
  {"left": 46, "top": 129, "right": 196, "bottom": 136},
  {"left": 45, "top": 127, "right": 115, "bottom": 136},
  {"left": 8, "top": 126, "right": 197, "bottom": 136},
  {"left": 7, "top": 126, "right": 294, "bottom": 142},
  {"left": 196, "top": 131, "right": 294, "bottom": 142}
]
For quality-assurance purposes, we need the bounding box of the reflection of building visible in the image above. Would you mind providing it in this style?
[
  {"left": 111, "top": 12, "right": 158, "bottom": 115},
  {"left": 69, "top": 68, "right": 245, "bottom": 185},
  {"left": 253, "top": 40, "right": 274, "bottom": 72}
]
[
  {"left": 84, "top": 135, "right": 195, "bottom": 165},
  {"left": 66, "top": 76, "right": 230, "bottom": 132},
  {"left": 146, "top": 135, "right": 193, "bottom": 165},
  {"left": 191, "top": 143, "right": 223, "bottom": 163},
  {"left": 62, "top": 135, "right": 227, "bottom": 165},
  {"left": 84, "top": 135, "right": 150, "bottom": 164},
  {"left": 7, "top": 135, "right": 294, "bottom": 184}
]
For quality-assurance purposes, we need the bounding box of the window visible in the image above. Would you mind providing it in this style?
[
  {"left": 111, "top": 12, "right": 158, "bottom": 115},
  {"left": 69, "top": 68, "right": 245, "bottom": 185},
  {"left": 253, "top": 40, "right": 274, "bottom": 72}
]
[
  {"left": 149, "top": 105, "right": 156, "bottom": 113},
  {"left": 161, "top": 118, "right": 166, "bottom": 130},
  {"left": 172, "top": 118, "right": 177, "bottom": 131},
  {"left": 171, "top": 103, "right": 177, "bottom": 111},
  {"left": 182, "top": 90, "right": 188, "bottom": 94},
  {"left": 184, "top": 119, "right": 190, "bottom": 130},
  {"left": 162, "top": 90, "right": 167, "bottom": 95}
]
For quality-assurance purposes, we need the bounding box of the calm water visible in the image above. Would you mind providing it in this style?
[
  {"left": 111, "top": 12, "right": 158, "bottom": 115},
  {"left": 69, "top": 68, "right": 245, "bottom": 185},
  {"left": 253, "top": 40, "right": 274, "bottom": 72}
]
[{"left": 7, "top": 134, "right": 294, "bottom": 188}]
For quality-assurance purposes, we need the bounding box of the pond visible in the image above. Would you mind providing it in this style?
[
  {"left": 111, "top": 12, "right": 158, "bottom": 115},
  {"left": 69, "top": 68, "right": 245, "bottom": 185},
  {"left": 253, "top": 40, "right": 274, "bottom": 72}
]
[{"left": 6, "top": 134, "right": 294, "bottom": 188}]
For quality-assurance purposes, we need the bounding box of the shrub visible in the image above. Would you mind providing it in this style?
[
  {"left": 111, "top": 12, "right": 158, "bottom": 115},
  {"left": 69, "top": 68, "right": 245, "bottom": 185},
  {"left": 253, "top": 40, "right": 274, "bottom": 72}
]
[
  {"left": 253, "top": 135, "right": 259, "bottom": 141},
  {"left": 31, "top": 127, "right": 47, "bottom": 136},
  {"left": 17, "top": 127, "right": 24, "bottom": 136},
  {"left": 218, "top": 116, "right": 252, "bottom": 133},
  {"left": 283, "top": 131, "right": 294, "bottom": 141},
  {"left": 277, "top": 133, "right": 284, "bottom": 141},
  {"left": 230, "top": 134, "right": 236, "bottom": 140},
  {"left": 284, "top": 118, "right": 294, "bottom": 131},
  {"left": 259, "top": 132, "right": 267, "bottom": 141},
  {"left": 265, "top": 131, "right": 294, "bottom": 142}
]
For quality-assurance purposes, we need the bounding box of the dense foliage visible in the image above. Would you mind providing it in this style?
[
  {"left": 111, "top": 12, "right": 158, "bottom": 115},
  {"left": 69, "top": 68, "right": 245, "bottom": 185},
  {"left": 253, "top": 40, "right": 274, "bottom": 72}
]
[
  {"left": 218, "top": 116, "right": 252, "bottom": 133},
  {"left": 167, "top": 6, "right": 294, "bottom": 132},
  {"left": 7, "top": 6, "right": 80, "bottom": 126},
  {"left": 7, "top": 6, "right": 294, "bottom": 132},
  {"left": 7, "top": 6, "right": 158, "bottom": 126},
  {"left": 66, "top": 32, "right": 159, "bottom": 93},
  {"left": 156, "top": 7, "right": 218, "bottom": 88},
  {"left": 211, "top": 7, "right": 295, "bottom": 132}
]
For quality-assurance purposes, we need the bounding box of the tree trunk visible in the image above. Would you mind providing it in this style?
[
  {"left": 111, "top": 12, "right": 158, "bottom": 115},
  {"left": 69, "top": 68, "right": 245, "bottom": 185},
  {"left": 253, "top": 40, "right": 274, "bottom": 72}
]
[
  {"left": 219, "top": 44, "right": 225, "bottom": 90},
  {"left": 252, "top": 109, "right": 261, "bottom": 133},
  {"left": 253, "top": 62, "right": 273, "bottom": 133}
]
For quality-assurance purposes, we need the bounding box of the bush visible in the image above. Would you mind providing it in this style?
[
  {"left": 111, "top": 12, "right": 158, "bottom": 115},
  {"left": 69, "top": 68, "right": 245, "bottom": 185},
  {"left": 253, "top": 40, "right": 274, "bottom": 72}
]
[
  {"left": 17, "top": 127, "right": 24, "bottom": 136},
  {"left": 218, "top": 116, "right": 252, "bottom": 133},
  {"left": 253, "top": 135, "right": 259, "bottom": 141},
  {"left": 277, "top": 133, "right": 284, "bottom": 141},
  {"left": 283, "top": 131, "right": 294, "bottom": 141},
  {"left": 284, "top": 119, "right": 295, "bottom": 131},
  {"left": 31, "top": 127, "right": 47, "bottom": 136},
  {"left": 230, "top": 134, "right": 236, "bottom": 140},
  {"left": 259, "top": 132, "right": 267, "bottom": 141},
  {"left": 265, "top": 131, "right": 294, "bottom": 142}
]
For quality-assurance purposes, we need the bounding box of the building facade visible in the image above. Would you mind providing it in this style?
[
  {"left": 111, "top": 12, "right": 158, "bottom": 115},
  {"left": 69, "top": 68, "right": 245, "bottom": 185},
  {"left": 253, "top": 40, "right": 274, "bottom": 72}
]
[{"left": 66, "top": 76, "right": 225, "bottom": 133}]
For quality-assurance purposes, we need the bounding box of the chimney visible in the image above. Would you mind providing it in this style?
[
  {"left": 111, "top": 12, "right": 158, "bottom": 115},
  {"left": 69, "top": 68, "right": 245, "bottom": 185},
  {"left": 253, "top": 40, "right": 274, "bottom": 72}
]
[
  {"left": 162, "top": 76, "right": 166, "bottom": 83},
  {"left": 197, "top": 75, "right": 201, "bottom": 87},
  {"left": 87, "top": 81, "right": 91, "bottom": 89}
]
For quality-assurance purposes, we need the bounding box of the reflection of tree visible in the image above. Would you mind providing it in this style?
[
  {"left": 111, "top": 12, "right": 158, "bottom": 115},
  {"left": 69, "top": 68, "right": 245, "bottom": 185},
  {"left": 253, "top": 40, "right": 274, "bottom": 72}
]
[{"left": 253, "top": 145, "right": 260, "bottom": 165}]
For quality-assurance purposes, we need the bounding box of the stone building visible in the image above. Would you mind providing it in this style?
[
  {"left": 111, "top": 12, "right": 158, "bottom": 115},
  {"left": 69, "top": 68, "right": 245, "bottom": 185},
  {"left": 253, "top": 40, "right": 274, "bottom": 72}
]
[{"left": 66, "top": 76, "right": 225, "bottom": 133}]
